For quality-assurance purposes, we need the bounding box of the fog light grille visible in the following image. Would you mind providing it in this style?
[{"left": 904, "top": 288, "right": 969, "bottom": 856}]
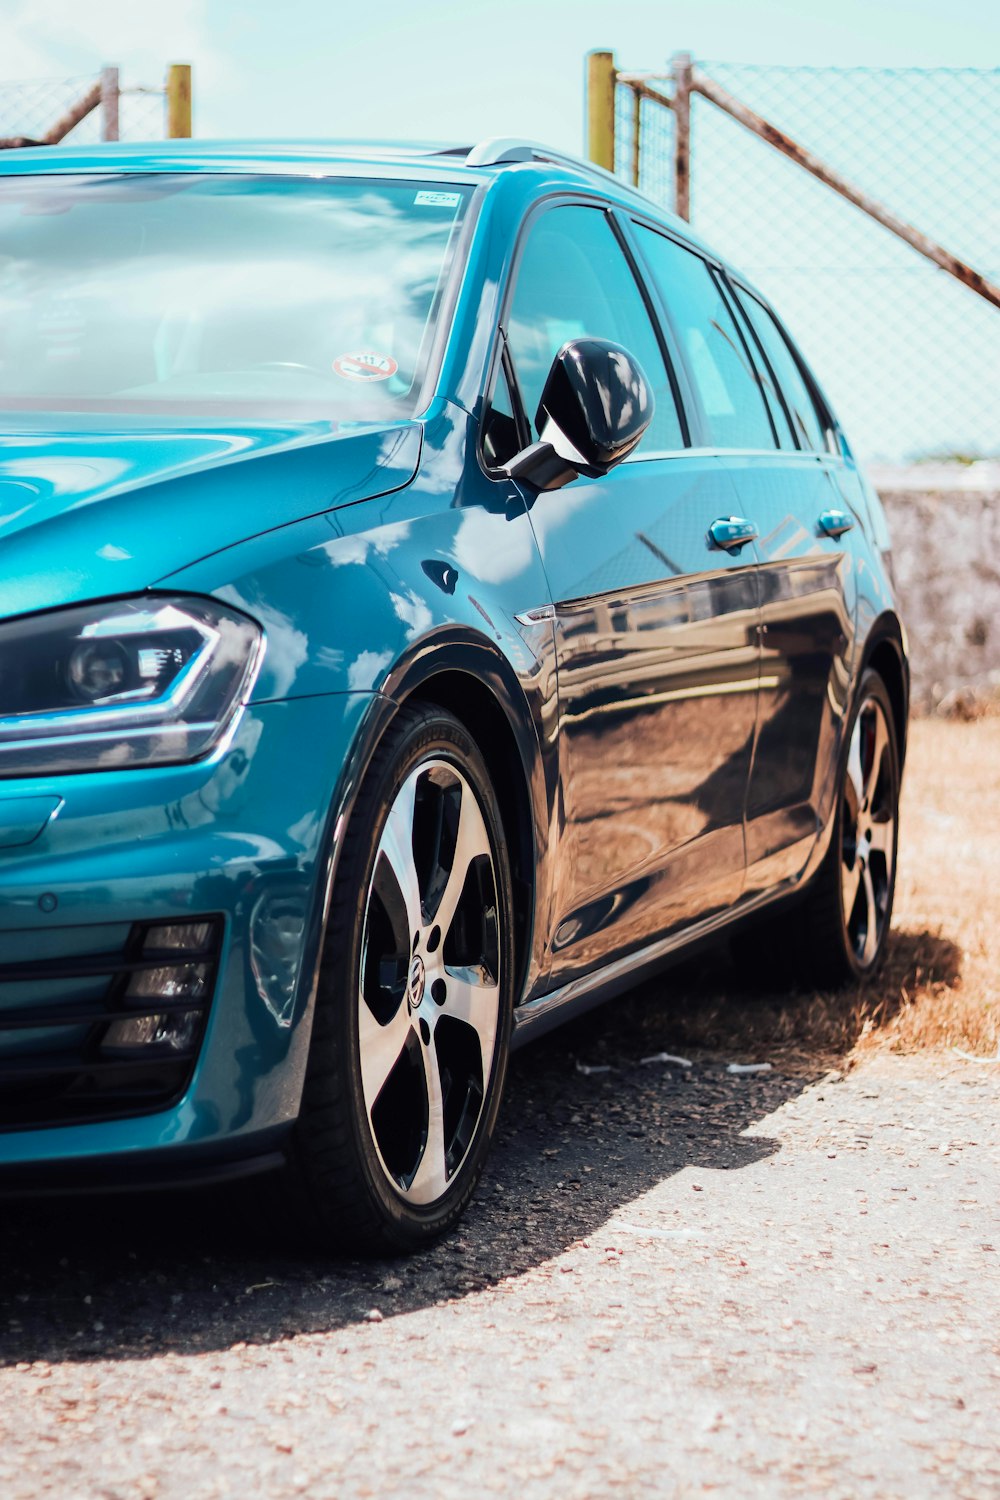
[{"left": 0, "top": 916, "right": 222, "bottom": 1129}]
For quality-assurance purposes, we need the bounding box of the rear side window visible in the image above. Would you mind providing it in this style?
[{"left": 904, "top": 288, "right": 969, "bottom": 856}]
[
  {"left": 504, "top": 205, "right": 686, "bottom": 455},
  {"left": 731, "top": 285, "right": 828, "bottom": 452},
  {"left": 632, "top": 224, "right": 777, "bottom": 451}
]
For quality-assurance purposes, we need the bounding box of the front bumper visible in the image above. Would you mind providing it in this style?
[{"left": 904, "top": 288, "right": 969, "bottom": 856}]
[{"left": 0, "top": 691, "right": 374, "bottom": 1182}]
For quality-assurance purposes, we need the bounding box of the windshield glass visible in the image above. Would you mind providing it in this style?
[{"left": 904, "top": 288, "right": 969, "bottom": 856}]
[{"left": 0, "top": 173, "right": 471, "bottom": 420}]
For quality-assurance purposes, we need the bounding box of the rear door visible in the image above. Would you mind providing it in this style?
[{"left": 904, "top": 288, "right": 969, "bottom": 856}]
[
  {"left": 485, "top": 202, "right": 760, "bottom": 985},
  {"left": 718, "top": 278, "right": 857, "bottom": 893}
]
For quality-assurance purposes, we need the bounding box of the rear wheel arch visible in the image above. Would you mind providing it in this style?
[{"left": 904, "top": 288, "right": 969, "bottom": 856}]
[{"left": 858, "top": 615, "right": 909, "bottom": 772}]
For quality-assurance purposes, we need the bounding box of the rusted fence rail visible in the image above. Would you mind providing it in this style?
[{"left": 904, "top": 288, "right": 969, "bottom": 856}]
[{"left": 586, "top": 52, "right": 1000, "bottom": 461}]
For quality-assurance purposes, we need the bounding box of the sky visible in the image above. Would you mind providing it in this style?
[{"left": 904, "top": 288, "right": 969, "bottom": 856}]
[{"left": 2, "top": 0, "right": 998, "bottom": 150}]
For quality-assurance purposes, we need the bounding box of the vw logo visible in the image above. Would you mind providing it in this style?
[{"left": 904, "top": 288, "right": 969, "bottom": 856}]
[{"left": 408, "top": 954, "right": 426, "bottom": 1009}]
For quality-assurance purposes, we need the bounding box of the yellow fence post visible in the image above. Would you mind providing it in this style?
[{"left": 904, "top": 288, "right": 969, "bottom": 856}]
[
  {"left": 166, "top": 63, "right": 192, "bottom": 138},
  {"left": 587, "top": 50, "right": 616, "bottom": 171}
]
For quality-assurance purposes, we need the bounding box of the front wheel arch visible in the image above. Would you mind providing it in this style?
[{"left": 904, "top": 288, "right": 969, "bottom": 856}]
[{"left": 402, "top": 669, "right": 538, "bottom": 1007}]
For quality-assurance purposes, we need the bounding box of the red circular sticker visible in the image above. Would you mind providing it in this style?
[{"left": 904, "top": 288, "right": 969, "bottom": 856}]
[{"left": 332, "top": 351, "right": 399, "bottom": 382}]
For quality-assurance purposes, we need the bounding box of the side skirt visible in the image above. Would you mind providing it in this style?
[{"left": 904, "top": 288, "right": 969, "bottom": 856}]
[{"left": 511, "top": 869, "right": 818, "bottom": 1051}]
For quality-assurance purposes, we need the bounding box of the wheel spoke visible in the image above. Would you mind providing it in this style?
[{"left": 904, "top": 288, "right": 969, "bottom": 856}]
[
  {"left": 841, "top": 856, "right": 862, "bottom": 923},
  {"left": 860, "top": 864, "right": 880, "bottom": 965},
  {"left": 429, "top": 782, "right": 491, "bottom": 943},
  {"left": 407, "top": 1041, "right": 448, "bottom": 1206},
  {"left": 376, "top": 772, "right": 422, "bottom": 944},
  {"left": 868, "top": 817, "right": 895, "bottom": 868},
  {"left": 358, "top": 987, "right": 413, "bottom": 1113},
  {"left": 442, "top": 968, "right": 501, "bottom": 1078},
  {"left": 845, "top": 723, "right": 864, "bottom": 821},
  {"left": 864, "top": 711, "right": 889, "bottom": 809}
]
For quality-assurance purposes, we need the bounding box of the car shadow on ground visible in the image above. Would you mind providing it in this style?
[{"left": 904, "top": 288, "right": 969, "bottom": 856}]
[{"left": 0, "top": 924, "right": 961, "bottom": 1368}]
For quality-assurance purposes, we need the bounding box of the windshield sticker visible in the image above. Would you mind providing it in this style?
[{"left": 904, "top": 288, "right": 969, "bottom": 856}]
[
  {"left": 414, "top": 190, "right": 462, "bottom": 208},
  {"left": 332, "top": 351, "right": 399, "bottom": 383}
]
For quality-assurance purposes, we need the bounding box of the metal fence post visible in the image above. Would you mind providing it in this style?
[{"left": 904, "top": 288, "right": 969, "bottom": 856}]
[
  {"left": 100, "top": 66, "right": 119, "bottom": 141},
  {"left": 671, "top": 51, "right": 692, "bottom": 220},
  {"left": 630, "top": 88, "right": 641, "bottom": 187},
  {"left": 166, "top": 63, "right": 192, "bottom": 138},
  {"left": 587, "top": 50, "right": 616, "bottom": 171}
]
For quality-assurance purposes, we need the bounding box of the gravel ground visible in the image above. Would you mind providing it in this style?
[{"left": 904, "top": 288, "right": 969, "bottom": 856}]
[{"left": 0, "top": 1042, "right": 997, "bottom": 1499}]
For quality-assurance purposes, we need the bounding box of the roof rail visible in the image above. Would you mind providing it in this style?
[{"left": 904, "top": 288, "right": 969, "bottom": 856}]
[
  {"left": 458, "top": 136, "right": 653, "bottom": 201},
  {"left": 463, "top": 137, "right": 538, "bottom": 167}
]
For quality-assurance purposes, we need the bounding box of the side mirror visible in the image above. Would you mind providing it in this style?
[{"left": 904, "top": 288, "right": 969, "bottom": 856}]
[{"left": 504, "top": 338, "right": 654, "bottom": 491}]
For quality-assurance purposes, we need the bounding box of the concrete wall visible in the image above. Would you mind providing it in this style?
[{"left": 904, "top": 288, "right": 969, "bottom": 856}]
[{"left": 871, "top": 464, "right": 1000, "bottom": 713}]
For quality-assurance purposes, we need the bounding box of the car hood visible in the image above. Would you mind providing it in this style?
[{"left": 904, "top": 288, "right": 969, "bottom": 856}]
[{"left": 0, "top": 415, "right": 421, "bottom": 620}]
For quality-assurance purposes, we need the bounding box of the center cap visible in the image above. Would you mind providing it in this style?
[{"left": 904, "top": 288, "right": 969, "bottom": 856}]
[{"left": 408, "top": 954, "right": 426, "bottom": 1009}]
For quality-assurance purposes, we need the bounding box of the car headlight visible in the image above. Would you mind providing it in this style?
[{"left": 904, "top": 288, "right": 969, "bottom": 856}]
[{"left": 0, "top": 595, "right": 263, "bottom": 776}]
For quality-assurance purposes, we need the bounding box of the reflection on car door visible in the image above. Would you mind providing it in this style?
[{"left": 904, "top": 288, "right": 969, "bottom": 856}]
[
  {"left": 719, "top": 281, "right": 856, "bottom": 893},
  {"left": 529, "top": 463, "right": 760, "bottom": 984},
  {"left": 498, "top": 204, "right": 760, "bottom": 984}
]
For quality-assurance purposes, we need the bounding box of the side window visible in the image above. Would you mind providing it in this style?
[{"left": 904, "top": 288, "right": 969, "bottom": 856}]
[
  {"left": 633, "top": 224, "right": 777, "bottom": 451},
  {"left": 731, "top": 286, "right": 828, "bottom": 452},
  {"left": 503, "top": 205, "right": 685, "bottom": 456}
]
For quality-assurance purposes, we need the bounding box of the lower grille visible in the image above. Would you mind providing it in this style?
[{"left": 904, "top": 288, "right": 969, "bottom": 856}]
[{"left": 0, "top": 917, "right": 222, "bottom": 1129}]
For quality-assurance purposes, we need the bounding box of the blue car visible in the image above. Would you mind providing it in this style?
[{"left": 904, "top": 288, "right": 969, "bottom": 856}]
[{"left": 0, "top": 137, "right": 907, "bottom": 1250}]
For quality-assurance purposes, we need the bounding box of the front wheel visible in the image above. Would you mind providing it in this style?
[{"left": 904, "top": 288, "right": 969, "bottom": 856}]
[
  {"left": 280, "top": 704, "right": 515, "bottom": 1253},
  {"left": 797, "top": 669, "right": 900, "bottom": 988}
]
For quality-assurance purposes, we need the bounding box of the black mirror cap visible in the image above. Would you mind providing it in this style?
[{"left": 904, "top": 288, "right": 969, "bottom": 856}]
[{"left": 534, "top": 337, "right": 654, "bottom": 477}]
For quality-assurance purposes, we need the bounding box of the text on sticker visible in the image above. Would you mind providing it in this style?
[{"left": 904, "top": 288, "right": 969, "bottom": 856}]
[{"left": 414, "top": 191, "right": 462, "bottom": 208}]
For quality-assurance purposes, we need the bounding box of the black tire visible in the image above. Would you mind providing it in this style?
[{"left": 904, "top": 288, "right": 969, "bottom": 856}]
[
  {"left": 278, "top": 703, "right": 515, "bottom": 1254},
  {"left": 795, "top": 668, "right": 901, "bottom": 989}
]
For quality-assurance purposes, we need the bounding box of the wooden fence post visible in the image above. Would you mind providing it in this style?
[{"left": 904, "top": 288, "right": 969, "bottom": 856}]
[
  {"left": 587, "top": 50, "right": 616, "bottom": 171},
  {"left": 166, "top": 64, "right": 192, "bottom": 138}
]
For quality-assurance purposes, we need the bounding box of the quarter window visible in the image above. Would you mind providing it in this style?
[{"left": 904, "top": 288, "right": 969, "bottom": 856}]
[
  {"left": 731, "top": 286, "right": 828, "bottom": 452},
  {"left": 503, "top": 206, "right": 685, "bottom": 456},
  {"left": 482, "top": 357, "right": 521, "bottom": 468},
  {"left": 633, "top": 224, "right": 777, "bottom": 451}
]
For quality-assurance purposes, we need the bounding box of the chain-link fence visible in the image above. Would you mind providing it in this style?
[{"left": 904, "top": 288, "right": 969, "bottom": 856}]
[
  {"left": 601, "top": 57, "right": 1000, "bottom": 464},
  {"left": 0, "top": 66, "right": 189, "bottom": 149}
]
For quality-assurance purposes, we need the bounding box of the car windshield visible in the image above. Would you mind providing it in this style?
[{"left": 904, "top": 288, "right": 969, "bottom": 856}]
[{"left": 0, "top": 172, "right": 472, "bottom": 421}]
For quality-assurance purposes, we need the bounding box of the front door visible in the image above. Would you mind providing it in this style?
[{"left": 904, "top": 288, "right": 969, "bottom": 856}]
[{"left": 495, "top": 202, "right": 760, "bottom": 984}]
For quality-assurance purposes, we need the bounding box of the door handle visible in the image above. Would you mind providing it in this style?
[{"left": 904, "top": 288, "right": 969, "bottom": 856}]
[
  {"left": 709, "top": 516, "right": 758, "bottom": 553},
  {"left": 817, "top": 508, "right": 854, "bottom": 539}
]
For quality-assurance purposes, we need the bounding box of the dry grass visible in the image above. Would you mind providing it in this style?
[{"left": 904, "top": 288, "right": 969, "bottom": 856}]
[{"left": 619, "top": 717, "right": 1000, "bottom": 1067}]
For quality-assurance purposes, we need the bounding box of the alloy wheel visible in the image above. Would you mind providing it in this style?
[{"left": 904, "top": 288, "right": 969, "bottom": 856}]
[
  {"left": 840, "top": 695, "right": 897, "bottom": 968},
  {"left": 358, "top": 758, "right": 502, "bottom": 1206}
]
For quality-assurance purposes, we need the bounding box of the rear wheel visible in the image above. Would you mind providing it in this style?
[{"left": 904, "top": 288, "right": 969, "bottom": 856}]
[
  {"left": 280, "top": 704, "right": 514, "bottom": 1253},
  {"left": 797, "top": 669, "right": 900, "bottom": 988}
]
